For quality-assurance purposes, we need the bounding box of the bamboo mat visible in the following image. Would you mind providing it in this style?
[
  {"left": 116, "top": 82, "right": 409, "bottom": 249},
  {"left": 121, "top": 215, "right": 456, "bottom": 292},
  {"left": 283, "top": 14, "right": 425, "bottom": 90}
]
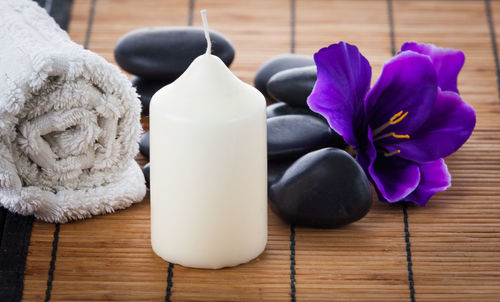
[{"left": 20, "top": 0, "right": 500, "bottom": 301}]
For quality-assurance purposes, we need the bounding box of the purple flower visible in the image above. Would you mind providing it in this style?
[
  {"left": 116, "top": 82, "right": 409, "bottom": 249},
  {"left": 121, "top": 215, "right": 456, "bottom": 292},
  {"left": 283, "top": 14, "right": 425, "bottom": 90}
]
[{"left": 307, "top": 42, "right": 476, "bottom": 206}]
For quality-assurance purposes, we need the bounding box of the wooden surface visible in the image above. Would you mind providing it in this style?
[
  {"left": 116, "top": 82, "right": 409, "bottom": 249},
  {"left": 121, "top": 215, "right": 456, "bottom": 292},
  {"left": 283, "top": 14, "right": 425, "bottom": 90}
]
[{"left": 22, "top": 0, "right": 500, "bottom": 301}]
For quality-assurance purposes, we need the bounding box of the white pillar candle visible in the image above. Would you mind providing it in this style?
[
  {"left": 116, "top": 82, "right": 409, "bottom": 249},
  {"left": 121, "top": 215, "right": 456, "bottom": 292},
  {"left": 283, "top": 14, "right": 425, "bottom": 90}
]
[{"left": 149, "top": 10, "right": 267, "bottom": 269}]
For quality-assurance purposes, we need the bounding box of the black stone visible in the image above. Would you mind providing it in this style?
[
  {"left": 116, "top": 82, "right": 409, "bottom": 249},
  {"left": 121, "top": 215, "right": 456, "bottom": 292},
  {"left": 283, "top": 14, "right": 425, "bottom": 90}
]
[
  {"left": 131, "top": 76, "right": 172, "bottom": 116},
  {"left": 267, "top": 65, "right": 317, "bottom": 108},
  {"left": 266, "top": 102, "right": 323, "bottom": 120},
  {"left": 115, "top": 27, "right": 235, "bottom": 80},
  {"left": 254, "top": 54, "right": 314, "bottom": 98},
  {"left": 139, "top": 131, "right": 149, "bottom": 159},
  {"left": 267, "top": 115, "right": 345, "bottom": 160},
  {"left": 268, "top": 158, "right": 296, "bottom": 188},
  {"left": 269, "top": 148, "right": 372, "bottom": 228},
  {"left": 142, "top": 163, "right": 150, "bottom": 188}
]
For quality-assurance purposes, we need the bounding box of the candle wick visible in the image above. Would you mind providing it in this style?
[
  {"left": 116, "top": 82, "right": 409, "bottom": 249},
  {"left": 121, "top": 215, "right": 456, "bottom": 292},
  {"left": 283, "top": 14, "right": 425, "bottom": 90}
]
[{"left": 200, "top": 9, "right": 211, "bottom": 55}]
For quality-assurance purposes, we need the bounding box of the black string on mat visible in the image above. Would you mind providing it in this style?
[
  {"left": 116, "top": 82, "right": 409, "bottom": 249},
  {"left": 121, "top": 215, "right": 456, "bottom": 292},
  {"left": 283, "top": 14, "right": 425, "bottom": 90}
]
[
  {"left": 84, "top": 0, "right": 97, "bottom": 50},
  {"left": 188, "top": 0, "right": 195, "bottom": 26},
  {"left": 387, "top": 0, "right": 396, "bottom": 56},
  {"left": 165, "top": 263, "right": 174, "bottom": 302},
  {"left": 44, "top": 223, "right": 60, "bottom": 302},
  {"left": 403, "top": 203, "right": 416, "bottom": 302},
  {"left": 485, "top": 0, "right": 500, "bottom": 102},
  {"left": 290, "top": 0, "right": 296, "bottom": 54},
  {"left": 289, "top": 224, "right": 297, "bottom": 302}
]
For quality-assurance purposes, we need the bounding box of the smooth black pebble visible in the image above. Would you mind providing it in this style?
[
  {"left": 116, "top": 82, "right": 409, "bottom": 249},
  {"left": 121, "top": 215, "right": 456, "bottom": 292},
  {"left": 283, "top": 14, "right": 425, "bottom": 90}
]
[
  {"left": 139, "top": 131, "right": 149, "bottom": 159},
  {"left": 268, "top": 158, "right": 296, "bottom": 188},
  {"left": 267, "top": 115, "right": 344, "bottom": 160},
  {"left": 131, "top": 76, "right": 172, "bottom": 115},
  {"left": 143, "top": 163, "right": 150, "bottom": 188},
  {"left": 254, "top": 54, "right": 314, "bottom": 98},
  {"left": 115, "top": 27, "right": 235, "bottom": 80},
  {"left": 269, "top": 148, "right": 372, "bottom": 228},
  {"left": 267, "top": 65, "right": 317, "bottom": 108},
  {"left": 266, "top": 102, "right": 323, "bottom": 120}
]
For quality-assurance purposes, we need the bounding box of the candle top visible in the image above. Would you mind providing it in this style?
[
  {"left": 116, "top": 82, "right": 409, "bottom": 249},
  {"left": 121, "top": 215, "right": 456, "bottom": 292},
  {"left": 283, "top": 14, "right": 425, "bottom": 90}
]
[
  {"left": 150, "top": 10, "right": 265, "bottom": 123},
  {"left": 152, "top": 53, "right": 264, "bottom": 122}
]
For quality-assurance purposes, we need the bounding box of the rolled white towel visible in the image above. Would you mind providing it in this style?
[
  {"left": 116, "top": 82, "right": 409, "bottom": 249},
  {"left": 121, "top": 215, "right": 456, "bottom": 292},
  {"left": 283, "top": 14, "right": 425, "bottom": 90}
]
[{"left": 0, "top": 0, "right": 146, "bottom": 223}]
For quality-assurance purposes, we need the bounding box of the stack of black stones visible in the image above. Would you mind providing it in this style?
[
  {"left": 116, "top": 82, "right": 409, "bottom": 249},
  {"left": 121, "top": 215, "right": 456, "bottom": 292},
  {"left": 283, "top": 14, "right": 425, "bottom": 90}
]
[
  {"left": 114, "top": 29, "right": 372, "bottom": 228},
  {"left": 256, "top": 54, "right": 372, "bottom": 228}
]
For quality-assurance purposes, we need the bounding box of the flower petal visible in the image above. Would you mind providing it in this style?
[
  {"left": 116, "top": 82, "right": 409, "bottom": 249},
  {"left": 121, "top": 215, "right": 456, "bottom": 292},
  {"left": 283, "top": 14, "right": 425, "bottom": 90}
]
[
  {"left": 364, "top": 51, "right": 438, "bottom": 137},
  {"left": 385, "top": 89, "right": 476, "bottom": 163},
  {"left": 355, "top": 127, "right": 377, "bottom": 176},
  {"left": 405, "top": 159, "right": 451, "bottom": 206},
  {"left": 401, "top": 42, "right": 465, "bottom": 93},
  {"left": 368, "top": 155, "right": 421, "bottom": 203},
  {"left": 307, "top": 42, "right": 371, "bottom": 147}
]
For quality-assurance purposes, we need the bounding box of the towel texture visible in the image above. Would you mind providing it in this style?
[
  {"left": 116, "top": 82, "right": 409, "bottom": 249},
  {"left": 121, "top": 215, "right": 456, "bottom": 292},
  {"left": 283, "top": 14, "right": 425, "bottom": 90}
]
[{"left": 0, "top": 0, "right": 146, "bottom": 223}]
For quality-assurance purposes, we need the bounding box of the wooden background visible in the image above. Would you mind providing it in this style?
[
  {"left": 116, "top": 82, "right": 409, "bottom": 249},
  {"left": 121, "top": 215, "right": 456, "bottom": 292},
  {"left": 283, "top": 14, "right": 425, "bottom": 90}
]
[{"left": 21, "top": 0, "right": 500, "bottom": 301}]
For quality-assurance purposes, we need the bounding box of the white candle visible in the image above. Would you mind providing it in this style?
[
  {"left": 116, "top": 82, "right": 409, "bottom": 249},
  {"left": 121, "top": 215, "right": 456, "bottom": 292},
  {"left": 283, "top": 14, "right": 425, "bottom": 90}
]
[{"left": 149, "top": 10, "right": 267, "bottom": 269}]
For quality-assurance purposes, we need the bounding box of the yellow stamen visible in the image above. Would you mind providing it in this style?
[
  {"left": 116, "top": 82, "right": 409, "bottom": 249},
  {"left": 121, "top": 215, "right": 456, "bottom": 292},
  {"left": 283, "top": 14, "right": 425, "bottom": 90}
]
[
  {"left": 384, "top": 150, "right": 401, "bottom": 157},
  {"left": 372, "top": 110, "right": 409, "bottom": 137},
  {"left": 392, "top": 133, "right": 410, "bottom": 139},
  {"left": 373, "top": 132, "right": 410, "bottom": 142},
  {"left": 390, "top": 111, "right": 408, "bottom": 125}
]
